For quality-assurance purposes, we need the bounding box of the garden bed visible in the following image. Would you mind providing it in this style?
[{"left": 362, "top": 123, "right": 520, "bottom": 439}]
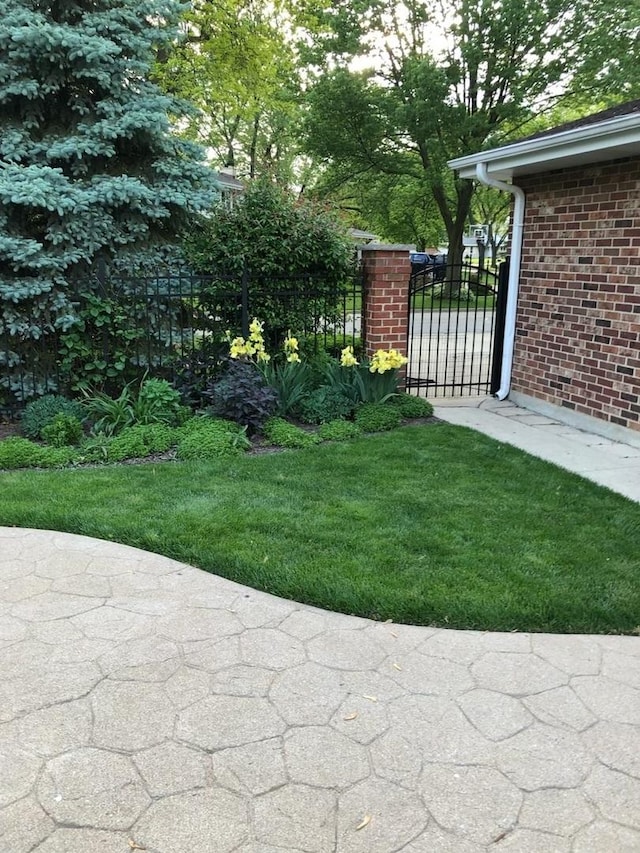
[{"left": 0, "top": 411, "right": 440, "bottom": 469}]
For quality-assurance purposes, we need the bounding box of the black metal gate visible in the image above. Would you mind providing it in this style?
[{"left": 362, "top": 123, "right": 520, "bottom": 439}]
[{"left": 406, "top": 260, "right": 509, "bottom": 397}]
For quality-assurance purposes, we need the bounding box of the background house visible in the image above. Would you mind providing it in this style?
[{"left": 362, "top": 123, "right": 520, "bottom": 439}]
[
  {"left": 212, "top": 166, "right": 244, "bottom": 209},
  {"left": 450, "top": 101, "right": 640, "bottom": 443}
]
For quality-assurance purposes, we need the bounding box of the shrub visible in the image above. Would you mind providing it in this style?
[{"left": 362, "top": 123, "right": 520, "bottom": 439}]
[
  {"left": 41, "top": 413, "right": 84, "bottom": 447},
  {"left": 183, "top": 180, "right": 355, "bottom": 345},
  {"left": 299, "top": 386, "right": 355, "bottom": 424},
  {"left": 0, "top": 437, "right": 74, "bottom": 469},
  {"left": 132, "top": 378, "right": 183, "bottom": 424},
  {"left": 389, "top": 394, "right": 434, "bottom": 419},
  {"left": 177, "top": 421, "right": 251, "bottom": 460},
  {"left": 205, "top": 360, "right": 278, "bottom": 434},
  {"left": 317, "top": 420, "right": 362, "bottom": 442},
  {"left": 354, "top": 403, "right": 402, "bottom": 433},
  {"left": 263, "top": 417, "right": 321, "bottom": 449},
  {"left": 21, "top": 395, "right": 86, "bottom": 439}
]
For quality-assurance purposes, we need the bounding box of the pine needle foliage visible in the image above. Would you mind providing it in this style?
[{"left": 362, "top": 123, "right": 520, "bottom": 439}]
[{"left": 0, "top": 0, "right": 218, "bottom": 397}]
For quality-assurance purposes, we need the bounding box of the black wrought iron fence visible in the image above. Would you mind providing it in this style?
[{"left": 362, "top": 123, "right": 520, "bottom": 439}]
[
  {"left": 1, "top": 264, "right": 364, "bottom": 416},
  {"left": 406, "top": 261, "right": 507, "bottom": 396}
]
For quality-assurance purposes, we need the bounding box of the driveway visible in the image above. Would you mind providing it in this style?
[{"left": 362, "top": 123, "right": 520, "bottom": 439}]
[{"left": 2, "top": 527, "right": 640, "bottom": 852}]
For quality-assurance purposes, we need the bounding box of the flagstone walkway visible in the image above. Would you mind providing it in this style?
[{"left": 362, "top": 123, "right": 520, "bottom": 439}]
[{"left": 2, "top": 526, "right": 640, "bottom": 853}]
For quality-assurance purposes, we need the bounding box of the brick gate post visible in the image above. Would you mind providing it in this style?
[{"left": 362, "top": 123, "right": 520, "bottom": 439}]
[{"left": 360, "top": 244, "right": 413, "bottom": 382}]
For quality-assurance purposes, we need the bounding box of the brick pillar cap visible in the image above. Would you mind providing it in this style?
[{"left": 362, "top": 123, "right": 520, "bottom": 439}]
[{"left": 361, "top": 243, "right": 416, "bottom": 252}]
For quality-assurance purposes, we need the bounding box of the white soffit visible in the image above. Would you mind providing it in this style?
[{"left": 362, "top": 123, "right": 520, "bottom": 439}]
[{"left": 448, "top": 113, "right": 640, "bottom": 180}]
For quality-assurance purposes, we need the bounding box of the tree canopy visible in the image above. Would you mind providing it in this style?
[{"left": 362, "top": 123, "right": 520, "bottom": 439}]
[
  {"left": 154, "top": 0, "right": 303, "bottom": 183},
  {"left": 298, "top": 0, "right": 640, "bottom": 263}
]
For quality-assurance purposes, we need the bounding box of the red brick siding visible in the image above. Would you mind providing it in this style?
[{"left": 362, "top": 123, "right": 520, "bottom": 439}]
[
  {"left": 513, "top": 157, "right": 640, "bottom": 432},
  {"left": 361, "top": 248, "right": 411, "bottom": 358}
]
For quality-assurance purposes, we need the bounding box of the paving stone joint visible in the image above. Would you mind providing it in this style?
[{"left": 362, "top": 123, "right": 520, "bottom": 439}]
[{"left": 1, "top": 526, "right": 640, "bottom": 853}]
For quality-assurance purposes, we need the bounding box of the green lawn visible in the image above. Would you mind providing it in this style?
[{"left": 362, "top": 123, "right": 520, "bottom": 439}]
[
  {"left": 410, "top": 293, "right": 497, "bottom": 312},
  {"left": 345, "top": 291, "right": 497, "bottom": 313},
  {"left": 1, "top": 423, "right": 639, "bottom": 634}
]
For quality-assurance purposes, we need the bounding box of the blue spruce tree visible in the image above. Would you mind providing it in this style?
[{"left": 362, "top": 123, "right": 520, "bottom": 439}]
[{"left": 0, "top": 0, "right": 217, "bottom": 402}]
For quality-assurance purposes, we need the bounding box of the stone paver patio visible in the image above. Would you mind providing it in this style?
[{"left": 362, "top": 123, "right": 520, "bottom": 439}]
[{"left": 2, "top": 526, "right": 640, "bottom": 852}]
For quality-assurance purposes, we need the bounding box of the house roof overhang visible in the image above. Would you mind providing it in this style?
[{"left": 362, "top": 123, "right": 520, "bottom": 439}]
[
  {"left": 448, "top": 112, "right": 640, "bottom": 181},
  {"left": 213, "top": 171, "right": 244, "bottom": 191}
]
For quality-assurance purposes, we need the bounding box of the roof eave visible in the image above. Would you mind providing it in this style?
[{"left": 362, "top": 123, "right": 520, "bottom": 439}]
[{"left": 448, "top": 113, "right": 640, "bottom": 180}]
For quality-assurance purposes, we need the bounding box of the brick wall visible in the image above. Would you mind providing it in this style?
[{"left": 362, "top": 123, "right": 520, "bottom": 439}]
[
  {"left": 361, "top": 245, "right": 411, "bottom": 359},
  {"left": 512, "top": 157, "right": 640, "bottom": 432}
]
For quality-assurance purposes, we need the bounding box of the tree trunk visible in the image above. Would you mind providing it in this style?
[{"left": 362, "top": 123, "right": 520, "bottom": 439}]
[
  {"left": 249, "top": 113, "right": 261, "bottom": 179},
  {"left": 477, "top": 239, "right": 486, "bottom": 272},
  {"left": 443, "top": 212, "right": 468, "bottom": 293},
  {"left": 432, "top": 178, "right": 473, "bottom": 287},
  {"left": 447, "top": 220, "right": 465, "bottom": 271}
]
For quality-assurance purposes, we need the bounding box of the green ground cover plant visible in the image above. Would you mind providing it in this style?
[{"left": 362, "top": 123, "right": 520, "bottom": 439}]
[
  {"left": 176, "top": 419, "right": 251, "bottom": 460},
  {"left": 0, "top": 438, "right": 75, "bottom": 469},
  {"left": 317, "top": 420, "right": 362, "bottom": 441},
  {"left": 1, "top": 424, "right": 638, "bottom": 635},
  {"left": 298, "top": 386, "right": 355, "bottom": 424},
  {"left": 355, "top": 402, "right": 403, "bottom": 432},
  {"left": 389, "top": 394, "right": 434, "bottom": 419},
  {"left": 263, "top": 417, "right": 321, "bottom": 448}
]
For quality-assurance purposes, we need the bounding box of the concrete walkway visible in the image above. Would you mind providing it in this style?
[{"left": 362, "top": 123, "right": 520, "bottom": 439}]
[
  {"left": 2, "top": 527, "right": 640, "bottom": 852},
  {"left": 434, "top": 396, "right": 640, "bottom": 503}
]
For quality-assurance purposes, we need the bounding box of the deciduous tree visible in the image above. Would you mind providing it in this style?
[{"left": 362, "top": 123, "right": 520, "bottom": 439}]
[
  {"left": 299, "top": 0, "right": 635, "bottom": 269},
  {"left": 155, "top": 0, "right": 302, "bottom": 182}
]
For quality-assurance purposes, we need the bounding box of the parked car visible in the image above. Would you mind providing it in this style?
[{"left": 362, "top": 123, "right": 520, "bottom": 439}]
[{"left": 410, "top": 252, "right": 446, "bottom": 281}]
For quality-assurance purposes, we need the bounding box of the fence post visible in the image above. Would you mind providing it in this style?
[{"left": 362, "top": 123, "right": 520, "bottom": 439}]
[
  {"left": 360, "top": 244, "right": 412, "bottom": 384},
  {"left": 95, "top": 253, "right": 107, "bottom": 295},
  {"left": 92, "top": 254, "right": 111, "bottom": 374},
  {"left": 241, "top": 263, "right": 250, "bottom": 338},
  {"left": 490, "top": 258, "right": 510, "bottom": 395}
]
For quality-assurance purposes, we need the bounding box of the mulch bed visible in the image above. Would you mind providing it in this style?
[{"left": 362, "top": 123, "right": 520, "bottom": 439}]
[{"left": 0, "top": 422, "right": 20, "bottom": 441}]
